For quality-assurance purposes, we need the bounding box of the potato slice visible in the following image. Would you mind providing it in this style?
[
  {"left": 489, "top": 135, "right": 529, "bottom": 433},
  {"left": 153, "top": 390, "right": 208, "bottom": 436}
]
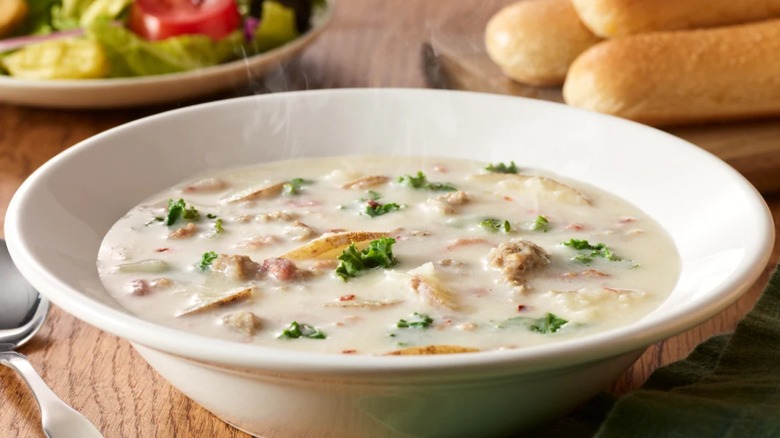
[
  {"left": 408, "top": 263, "right": 459, "bottom": 310},
  {"left": 385, "top": 345, "right": 480, "bottom": 355},
  {"left": 177, "top": 286, "right": 253, "bottom": 316},
  {"left": 117, "top": 259, "right": 170, "bottom": 273},
  {"left": 281, "top": 231, "right": 389, "bottom": 260},
  {"left": 470, "top": 173, "right": 590, "bottom": 206},
  {"left": 225, "top": 182, "right": 286, "bottom": 203},
  {"left": 340, "top": 175, "right": 390, "bottom": 189}
]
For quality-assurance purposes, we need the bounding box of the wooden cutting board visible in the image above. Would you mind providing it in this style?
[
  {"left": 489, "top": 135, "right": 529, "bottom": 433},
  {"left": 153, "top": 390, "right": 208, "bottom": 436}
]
[{"left": 421, "top": 34, "right": 780, "bottom": 194}]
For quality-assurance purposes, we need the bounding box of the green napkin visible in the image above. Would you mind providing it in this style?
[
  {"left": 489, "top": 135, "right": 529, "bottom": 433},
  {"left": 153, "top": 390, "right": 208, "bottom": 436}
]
[{"left": 523, "top": 264, "right": 780, "bottom": 437}]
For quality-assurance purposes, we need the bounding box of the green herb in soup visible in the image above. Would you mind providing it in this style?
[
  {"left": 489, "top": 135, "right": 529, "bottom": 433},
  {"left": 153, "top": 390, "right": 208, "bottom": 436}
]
[
  {"left": 397, "top": 171, "right": 457, "bottom": 192},
  {"left": 485, "top": 161, "right": 518, "bottom": 174},
  {"left": 335, "top": 237, "right": 398, "bottom": 281},
  {"left": 279, "top": 321, "right": 327, "bottom": 339},
  {"left": 166, "top": 198, "right": 199, "bottom": 225},
  {"left": 480, "top": 218, "right": 512, "bottom": 233},
  {"left": 531, "top": 215, "right": 550, "bottom": 232}
]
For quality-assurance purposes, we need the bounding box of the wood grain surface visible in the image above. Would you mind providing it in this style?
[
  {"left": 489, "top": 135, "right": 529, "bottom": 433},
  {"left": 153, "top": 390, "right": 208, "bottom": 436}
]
[{"left": 0, "top": 1, "right": 778, "bottom": 437}]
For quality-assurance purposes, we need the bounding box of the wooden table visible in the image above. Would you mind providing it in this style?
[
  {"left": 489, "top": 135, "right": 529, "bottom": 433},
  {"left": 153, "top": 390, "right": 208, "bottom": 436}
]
[{"left": 1, "top": 1, "right": 778, "bottom": 436}]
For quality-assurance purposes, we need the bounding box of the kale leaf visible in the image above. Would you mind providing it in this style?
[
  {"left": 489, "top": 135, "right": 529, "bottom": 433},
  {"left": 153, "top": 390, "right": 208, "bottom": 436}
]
[
  {"left": 278, "top": 321, "right": 326, "bottom": 339},
  {"left": 397, "top": 171, "right": 456, "bottom": 192},
  {"left": 166, "top": 198, "right": 199, "bottom": 225},
  {"left": 335, "top": 237, "right": 398, "bottom": 281},
  {"left": 485, "top": 161, "right": 519, "bottom": 174},
  {"left": 562, "top": 239, "right": 621, "bottom": 264}
]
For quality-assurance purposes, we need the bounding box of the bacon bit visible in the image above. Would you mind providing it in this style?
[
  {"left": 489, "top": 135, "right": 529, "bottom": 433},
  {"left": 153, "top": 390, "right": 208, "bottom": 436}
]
[
  {"left": 168, "top": 222, "right": 197, "bottom": 239},
  {"left": 129, "top": 280, "right": 151, "bottom": 296},
  {"left": 313, "top": 259, "right": 339, "bottom": 270},
  {"left": 566, "top": 223, "right": 585, "bottom": 231},
  {"left": 434, "top": 319, "right": 454, "bottom": 331},
  {"left": 335, "top": 316, "right": 362, "bottom": 327},
  {"left": 446, "top": 238, "right": 489, "bottom": 250},
  {"left": 342, "top": 349, "right": 358, "bottom": 354},
  {"left": 257, "top": 211, "right": 297, "bottom": 222},
  {"left": 471, "top": 288, "right": 489, "bottom": 297},
  {"left": 503, "top": 196, "right": 513, "bottom": 202},
  {"left": 327, "top": 299, "right": 402, "bottom": 309},
  {"left": 437, "top": 258, "right": 465, "bottom": 270},
  {"left": 619, "top": 217, "right": 637, "bottom": 224},
  {"left": 433, "top": 165, "right": 448, "bottom": 173},
  {"left": 459, "top": 322, "right": 478, "bottom": 331},
  {"left": 182, "top": 178, "right": 228, "bottom": 193},
  {"left": 284, "top": 199, "right": 321, "bottom": 208},
  {"left": 583, "top": 269, "right": 608, "bottom": 278},
  {"left": 155, "top": 247, "right": 170, "bottom": 253},
  {"left": 339, "top": 294, "right": 356, "bottom": 301},
  {"left": 517, "top": 304, "right": 526, "bottom": 312},
  {"left": 236, "top": 236, "right": 278, "bottom": 249},
  {"left": 561, "top": 269, "right": 609, "bottom": 280},
  {"left": 150, "top": 278, "right": 172, "bottom": 288}
]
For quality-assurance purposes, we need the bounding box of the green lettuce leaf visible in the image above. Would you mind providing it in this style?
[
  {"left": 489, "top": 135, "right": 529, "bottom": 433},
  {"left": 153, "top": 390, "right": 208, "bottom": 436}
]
[
  {"left": 249, "top": 1, "right": 300, "bottom": 53},
  {"left": 17, "top": 0, "right": 62, "bottom": 35},
  {"left": 78, "top": 0, "right": 132, "bottom": 27},
  {"left": 87, "top": 20, "right": 242, "bottom": 77}
]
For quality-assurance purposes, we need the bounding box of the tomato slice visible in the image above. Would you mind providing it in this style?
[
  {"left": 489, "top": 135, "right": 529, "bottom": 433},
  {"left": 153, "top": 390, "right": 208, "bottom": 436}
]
[{"left": 129, "top": 0, "right": 242, "bottom": 41}]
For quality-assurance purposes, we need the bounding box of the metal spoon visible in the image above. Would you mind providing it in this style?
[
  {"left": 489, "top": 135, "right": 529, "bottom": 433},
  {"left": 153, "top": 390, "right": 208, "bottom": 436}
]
[{"left": 0, "top": 239, "right": 103, "bottom": 437}]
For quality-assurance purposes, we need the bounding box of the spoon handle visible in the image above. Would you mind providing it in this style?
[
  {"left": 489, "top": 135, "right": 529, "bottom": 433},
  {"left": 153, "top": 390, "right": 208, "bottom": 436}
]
[{"left": 0, "top": 350, "right": 103, "bottom": 438}]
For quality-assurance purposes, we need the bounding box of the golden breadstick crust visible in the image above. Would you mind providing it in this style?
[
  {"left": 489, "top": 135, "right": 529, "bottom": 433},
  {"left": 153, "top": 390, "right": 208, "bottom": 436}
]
[
  {"left": 485, "top": 0, "right": 601, "bottom": 86},
  {"left": 0, "top": 0, "right": 28, "bottom": 38},
  {"left": 563, "top": 19, "right": 780, "bottom": 126},
  {"left": 571, "top": 0, "right": 780, "bottom": 37}
]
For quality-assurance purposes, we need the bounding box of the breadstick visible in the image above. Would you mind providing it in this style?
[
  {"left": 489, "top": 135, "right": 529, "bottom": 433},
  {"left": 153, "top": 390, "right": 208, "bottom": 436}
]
[
  {"left": 571, "top": 0, "right": 780, "bottom": 37},
  {"left": 563, "top": 19, "right": 780, "bottom": 126},
  {"left": 485, "top": 0, "right": 601, "bottom": 86},
  {"left": 0, "top": 0, "right": 28, "bottom": 38}
]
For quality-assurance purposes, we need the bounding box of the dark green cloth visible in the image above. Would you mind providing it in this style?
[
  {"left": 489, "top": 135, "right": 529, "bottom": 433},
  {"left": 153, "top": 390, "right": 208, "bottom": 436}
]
[{"left": 521, "top": 264, "right": 780, "bottom": 438}]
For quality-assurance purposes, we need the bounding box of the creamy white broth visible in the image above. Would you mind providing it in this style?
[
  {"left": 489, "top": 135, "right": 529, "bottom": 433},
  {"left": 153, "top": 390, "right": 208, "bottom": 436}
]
[{"left": 97, "top": 156, "right": 680, "bottom": 355}]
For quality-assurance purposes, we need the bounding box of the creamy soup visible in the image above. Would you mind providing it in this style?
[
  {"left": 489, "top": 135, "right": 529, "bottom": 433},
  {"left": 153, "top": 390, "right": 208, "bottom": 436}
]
[{"left": 97, "top": 156, "right": 680, "bottom": 355}]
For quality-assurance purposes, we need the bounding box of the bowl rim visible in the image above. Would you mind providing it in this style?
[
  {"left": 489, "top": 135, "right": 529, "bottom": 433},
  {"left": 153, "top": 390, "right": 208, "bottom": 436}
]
[{"left": 5, "top": 88, "right": 775, "bottom": 377}]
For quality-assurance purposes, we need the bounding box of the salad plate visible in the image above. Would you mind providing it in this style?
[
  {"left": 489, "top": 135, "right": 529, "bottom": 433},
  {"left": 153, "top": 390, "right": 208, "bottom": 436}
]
[{"left": 0, "top": 0, "right": 332, "bottom": 109}]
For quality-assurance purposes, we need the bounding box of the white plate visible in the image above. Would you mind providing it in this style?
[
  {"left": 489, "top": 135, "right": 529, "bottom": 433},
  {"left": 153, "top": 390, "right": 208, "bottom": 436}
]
[
  {"left": 0, "top": 2, "right": 333, "bottom": 109},
  {"left": 4, "top": 89, "right": 775, "bottom": 436}
]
